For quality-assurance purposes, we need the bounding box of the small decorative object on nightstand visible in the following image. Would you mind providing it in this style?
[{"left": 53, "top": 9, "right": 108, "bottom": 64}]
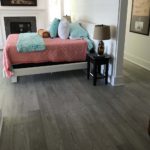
[
  {"left": 94, "top": 25, "right": 110, "bottom": 55},
  {"left": 87, "top": 53, "right": 111, "bottom": 86}
]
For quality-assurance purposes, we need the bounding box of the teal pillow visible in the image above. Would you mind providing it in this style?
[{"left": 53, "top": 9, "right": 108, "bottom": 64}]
[
  {"left": 70, "top": 23, "right": 89, "bottom": 38},
  {"left": 49, "top": 18, "right": 60, "bottom": 38},
  {"left": 70, "top": 23, "right": 93, "bottom": 51}
]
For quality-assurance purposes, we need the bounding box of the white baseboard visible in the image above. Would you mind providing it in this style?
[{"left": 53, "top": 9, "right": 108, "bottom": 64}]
[
  {"left": 0, "top": 110, "right": 3, "bottom": 136},
  {"left": 111, "top": 75, "right": 124, "bottom": 86},
  {"left": 124, "top": 53, "right": 150, "bottom": 71}
]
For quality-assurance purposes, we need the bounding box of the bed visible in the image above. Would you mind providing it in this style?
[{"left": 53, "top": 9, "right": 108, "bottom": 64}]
[{"left": 3, "top": 34, "right": 88, "bottom": 82}]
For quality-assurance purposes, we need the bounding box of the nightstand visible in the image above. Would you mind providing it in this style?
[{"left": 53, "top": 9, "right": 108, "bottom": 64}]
[{"left": 87, "top": 53, "right": 111, "bottom": 86}]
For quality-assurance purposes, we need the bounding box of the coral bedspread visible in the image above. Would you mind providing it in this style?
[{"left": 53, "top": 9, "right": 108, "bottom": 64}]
[{"left": 3, "top": 34, "right": 87, "bottom": 77}]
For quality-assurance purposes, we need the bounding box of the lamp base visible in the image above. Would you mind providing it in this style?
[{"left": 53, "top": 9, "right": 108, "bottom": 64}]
[{"left": 98, "top": 40, "right": 104, "bottom": 55}]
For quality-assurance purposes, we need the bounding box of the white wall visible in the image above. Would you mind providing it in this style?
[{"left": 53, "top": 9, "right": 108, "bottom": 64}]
[
  {"left": 71, "top": 0, "right": 119, "bottom": 25},
  {"left": 124, "top": 0, "right": 150, "bottom": 71},
  {"left": 47, "top": 0, "right": 62, "bottom": 23},
  {"left": 70, "top": 0, "right": 128, "bottom": 85}
]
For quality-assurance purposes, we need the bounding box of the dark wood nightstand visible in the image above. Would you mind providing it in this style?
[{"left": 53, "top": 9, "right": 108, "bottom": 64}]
[{"left": 87, "top": 53, "right": 111, "bottom": 86}]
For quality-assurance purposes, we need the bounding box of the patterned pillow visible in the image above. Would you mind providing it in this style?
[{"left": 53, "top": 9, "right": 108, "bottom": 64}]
[
  {"left": 49, "top": 18, "right": 60, "bottom": 38},
  {"left": 58, "top": 19, "right": 70, "bottom": 39}
]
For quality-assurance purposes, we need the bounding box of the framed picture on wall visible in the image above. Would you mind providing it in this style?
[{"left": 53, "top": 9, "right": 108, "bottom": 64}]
[
  {"left": 1, "top": 0, "right": 37, "bottom": 6},
  {"left": 130, "top": 0, "right": 150, "bottom": 35}
]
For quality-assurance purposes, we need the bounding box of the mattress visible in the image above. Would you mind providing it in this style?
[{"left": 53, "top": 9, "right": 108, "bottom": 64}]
[{"left": 3, "top": 34, "right": 87, "bottom": 77}]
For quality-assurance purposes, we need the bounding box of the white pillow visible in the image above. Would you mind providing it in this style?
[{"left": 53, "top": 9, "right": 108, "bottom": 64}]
[{"left": 58, "top": 19, "right": 70, "bottom": 39}]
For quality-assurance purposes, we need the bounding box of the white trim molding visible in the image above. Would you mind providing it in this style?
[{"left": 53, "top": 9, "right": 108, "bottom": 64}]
[
  {"left": 111, "top": 75, "right": 124, "bottom": 86},
  {"left": 124, "top": 52, "right": 150, "bottom": 71},
  {"left": 111, "top": 0, "right": 128, "bottom": 86}
]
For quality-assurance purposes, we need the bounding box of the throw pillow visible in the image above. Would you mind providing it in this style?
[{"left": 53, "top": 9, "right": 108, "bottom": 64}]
[
  {"left": 70, "top": 22, "right": 89, "bottom": 38},
  {"left": 49, "top": 18, "right": 60, "bottom": 38},
  {"left": 58, "top": 19, "right": 70, "bottom": 39}
]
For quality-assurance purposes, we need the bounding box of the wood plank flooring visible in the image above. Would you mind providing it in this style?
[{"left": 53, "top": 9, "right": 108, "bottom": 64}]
[
  {"left": 0, "top": 56, "right": 150, "bottom": 150},
  {"left": 0, "top": 110, "right": 2, "bottom": 135}
]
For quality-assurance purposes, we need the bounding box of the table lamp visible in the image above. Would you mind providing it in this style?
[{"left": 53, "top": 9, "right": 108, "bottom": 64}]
[{"left": 94, "top": 25, "right": 110, "bottom": 55}]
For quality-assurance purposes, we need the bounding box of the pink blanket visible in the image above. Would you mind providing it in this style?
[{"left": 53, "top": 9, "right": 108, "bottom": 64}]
[{"left": 3, "top": 34, "right": 87, "bottom": 77}]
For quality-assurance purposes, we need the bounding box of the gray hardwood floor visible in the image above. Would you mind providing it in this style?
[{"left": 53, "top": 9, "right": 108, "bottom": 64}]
[{"left": 0, "top": 54, "right": 150, "bottom": 149}]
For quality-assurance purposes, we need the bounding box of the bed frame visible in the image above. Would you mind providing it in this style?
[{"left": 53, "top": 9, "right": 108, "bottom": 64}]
[{"left": 11, "top": 62, "right": 87, "bottom": 83}]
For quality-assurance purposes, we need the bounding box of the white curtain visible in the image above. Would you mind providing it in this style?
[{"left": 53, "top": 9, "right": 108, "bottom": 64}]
[
  {"left": 47, "top": 0, "right": 71, "bottom": 22},
  {"left": 64, "top": 0, "right": 71, "bottom": 16},
  {"left": 48, "top": 0, "right": 62, "bottom": 21}
]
